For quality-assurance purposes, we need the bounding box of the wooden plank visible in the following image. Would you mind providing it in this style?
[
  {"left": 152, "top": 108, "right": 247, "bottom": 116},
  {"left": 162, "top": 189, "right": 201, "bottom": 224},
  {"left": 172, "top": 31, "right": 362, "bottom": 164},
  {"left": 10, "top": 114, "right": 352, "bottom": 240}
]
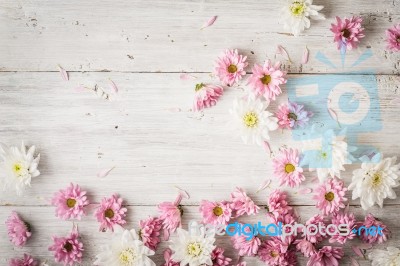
[{"left": 0, "top": 0, "right": 399, "bottom": 73}]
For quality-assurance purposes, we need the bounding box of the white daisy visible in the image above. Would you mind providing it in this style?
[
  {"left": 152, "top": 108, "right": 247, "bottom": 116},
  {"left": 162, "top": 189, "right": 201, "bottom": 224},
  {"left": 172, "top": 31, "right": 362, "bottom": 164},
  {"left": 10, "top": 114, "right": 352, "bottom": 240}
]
[
  {"left": 230, "top": 96, "right": 278, "bottom": 146},
  {"left": 348, "top": 155, "right": 400, "bottom": 210},
  {"left": 94, "top": 226, "right": 156, "bottom": 266},
  {"left": 368, "top": 247, "right": 400, "bottom": 266},
  {"left": 0, "top": 142, "right": 40, "bottom": 195},
  {"left": 170, "top": 222, "right": 216, "bottom": 266},
  {"left": 281, "top": 0, "right": 325, "bottom": 36}
]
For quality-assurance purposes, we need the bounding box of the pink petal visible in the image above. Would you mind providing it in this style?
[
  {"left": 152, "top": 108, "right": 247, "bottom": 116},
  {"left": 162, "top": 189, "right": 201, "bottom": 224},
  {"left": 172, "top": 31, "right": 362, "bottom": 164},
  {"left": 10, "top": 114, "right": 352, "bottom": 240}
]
[
  {"left": 262, "top": 141, "right": 272, "bottom": 155},
  {"left": 352, "top": 246, "right": 364, "bottom": 258},
  {"left": 201, "top": 16, "right": 217, "bottom": 29},
  {"left": 109, "top": 79, "right": 118, "bottom": 94},
  {"left": 97, "top": 166, "right": 115, "bottom": 178},
  {"left": 174, "top": 186, "right": 190, "bottom": 199},
  {"left": 350, "top": 257, "right": 360, "bottom": 266},
  {"left": 275, "top": 45, "right": 291, "bottom": 62},
  {"left": 179, "top": 73, "right": 196, "bottom": 80},
  {"left": 298, "top": 188, "right": 313, "bottom": 194},
  {"left": 357, "top": 243, "right": 372, "bottom": 250},
  {"left": 74, "top": 85, "right": 86, "bottom": 93},
  {"left": 58, "top": 65, "right": 69, "bottom": 81},
  {"left": 301, "top": 46, "right": 309, "bottom": 64},
  {"left": 257, "top": 179, "right": 271, "bottom": 193},
  {"left": 328, "top": 107, "right": 341, "bottom": 127}
]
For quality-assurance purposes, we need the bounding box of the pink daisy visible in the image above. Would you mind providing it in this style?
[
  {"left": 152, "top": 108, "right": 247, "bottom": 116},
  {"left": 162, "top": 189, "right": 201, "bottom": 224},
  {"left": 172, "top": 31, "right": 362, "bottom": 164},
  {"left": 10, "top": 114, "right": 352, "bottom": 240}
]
[
  {"left": 272, "top": 148, "right": 305, "bottom": 188},
  {"left": 215, "top": 49, "right": 248, "bottom": 86},
  {"left": 230, "top": 187, "right": 260, "bottom": 217},
  {"left": 313, "top": 177, "right": 347, "bottom": 215},
  {"left": 276, "top": 101, "right": 313, "bottom": 130},
  {"left": 48, "top": 228, "right": 84, "bottom": 266},
  {"left": 357, "top": 213, "right": 390, "bottom": 244},
  {"left": 266, "top": 189, "right": 293, "bottom": 216},
  {"left": 9, "top": 254, "right": 38, "bottom": 266},
  {"left": 94, "top": 194, "right": 127, "bottom": 232},
  {"left": 247, "top": 60, "right": 286, "bottom": 101},
  {"left": 193, "top": 83, "right": 223, "bottom": 112},
  {"left": 330, "top": 16, "right": 365, "bottom": 50},
  {"left": 385, "top": 23, "right": 400, "bottom": 52},
  {"left": 231, "top": 223, "right": 261, "bottom": 256},
  {"left": 307, "top": 246, "right": 344, "bottom": 266},
  {"left": 200, "top": 200, "right": 232, "bottom": 225},
  {"left": 162, "top": 248, "right": 180, "bottom": 266},
  {"left": 267, "top": 211, "right": 297, "bottom": 245},
  {"left": 329, "top": 210, "right": 357, "bottom": 244},
  {"left": 158, "top": 193, "right": 184, "bottom": 240},
  {"left": 211, "top": 247, "right": 232, "bottom": 266},
  {"left": 304, "top": 214, "right": 327, "bottom": 244},
  {"left": 294, "top": 238, "right": 316, "bottom": 257},
  {"left": 5, "top": 211, "right": 32, "bottom": 247},
  {"left": 139, "top": 216, "right": 162, "bottom": 251},
  {"left": 258, "top": 237, "right": 296, "bottom": 266},
  {"left": 51, "top": 183, "right": 89, "bottom": 220}
]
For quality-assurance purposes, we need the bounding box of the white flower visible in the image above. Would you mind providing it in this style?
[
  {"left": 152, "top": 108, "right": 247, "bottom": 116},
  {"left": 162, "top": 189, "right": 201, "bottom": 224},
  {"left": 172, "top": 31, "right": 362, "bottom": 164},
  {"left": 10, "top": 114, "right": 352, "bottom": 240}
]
[
  {"left": 170, "top": 222, "right": 216, "bottom": 266},
  {"left": 348, "top": 155, "right": 400, "bottom": 210},
  {"left": 0, "top": 142, "right": 40, "bottom": 195},
  {"left": 94, "top": 226, "right": 156, "bottom": 266},
  {"left": 281, "top": 0, "right": 325, "bottom": 36},
  {"left": 230, "top": 96, "right": 278, "bottom": 146},
  {"left": 369, "top": 247, "right": 400, "bottom": 266}
]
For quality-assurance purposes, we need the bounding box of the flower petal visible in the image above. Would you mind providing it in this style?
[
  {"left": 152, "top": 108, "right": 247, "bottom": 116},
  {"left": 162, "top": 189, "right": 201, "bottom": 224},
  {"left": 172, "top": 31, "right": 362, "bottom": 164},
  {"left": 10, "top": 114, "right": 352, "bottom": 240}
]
[
  {"left": 201, "top": 16, "right": 217, "bottom": 29},
  {"left": 301, "top": 46, "right": 309, "bottom": 64},
  {"left": 257, "top": 179, "right": 271, "bottom": 193},
  {"left": 109, "top": 79, "right": 118, "bottom": 94},
  {"left": 275, "top": 45, "right": 291, "bottom": 62},
  {"left": 97, "top": 166, "right": 115, "bottom": 178},
  {"left": 58, "top": 65, "right": 69, "bottom": 81}
]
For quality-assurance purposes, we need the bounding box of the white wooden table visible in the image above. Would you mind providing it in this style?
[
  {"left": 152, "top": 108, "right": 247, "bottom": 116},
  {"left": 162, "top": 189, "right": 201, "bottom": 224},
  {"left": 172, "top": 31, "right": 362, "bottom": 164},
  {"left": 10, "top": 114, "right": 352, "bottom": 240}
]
[{"left": 0, "top": 1, "right": 399, "bottom": 265}]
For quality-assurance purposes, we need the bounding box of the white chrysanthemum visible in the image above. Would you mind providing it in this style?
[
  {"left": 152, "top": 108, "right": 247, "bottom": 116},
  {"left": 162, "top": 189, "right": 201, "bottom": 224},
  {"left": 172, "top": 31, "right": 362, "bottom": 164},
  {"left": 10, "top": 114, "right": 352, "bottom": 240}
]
[
  {"left": 0, "top": 142, "right": 40, "bottom": 195},
  {"left": 230, "top": 96, "right": 278, "bottom": 146},
  {"left": 348, "top": 156, "right": 400, "bottom": 210},
  {"left": 94, "top": 226, "right": 156, "bottom": 266},
  {"left": 170, "top": 222, "right": 216, "bottom": 266},
  {"left": 368, "top": 247, "right": 400, "bottom": 266},
  {"left": 281, "top": 0, "right": 325, "bottom": 36}
]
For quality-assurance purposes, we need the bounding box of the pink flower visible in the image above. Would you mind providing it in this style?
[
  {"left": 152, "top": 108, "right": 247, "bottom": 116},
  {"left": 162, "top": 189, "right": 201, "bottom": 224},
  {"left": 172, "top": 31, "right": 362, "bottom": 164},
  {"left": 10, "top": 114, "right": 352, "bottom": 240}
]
[
  {"left": 330, "top": 16, "right": 365, "bottom": 50},
  {"left": 138, "top": 216, "right": 162, "bottom": 251},
  {"left": 9, "top": 254, "right": 38, "bottom": 266},
  {"left": 307, "top": 246, "right": 344, "bottom": 266},
  {"left": 51, "top": 183, "right": 89, "bottom": 220},
  {"left": 162, "top": 248, "right": 180, "bottom": 266},
  {"left": 230, "top": 187, "right": 260, "bottom": 217},
  {"left": 200, "top": 200, "right": 232, "bottom": 225},
  {"left": 357, "top": 213, "right": 390, "bottom": 244},
  {"left": 329, "top": 211, "right": 357, "bottom": 244},
  {"left": 247, "top": 60, "right": 286, "bottom": 101},
  {"left": 304, "top": 214, "right": 327, "bottom": 244},
  {"left": 258, "top": 237, "right": 296, "bottom": 266},
  {"left": 215, "top": 49, "right": 248, "bottom": 86},
  {"left": 385, "top": 23, "right": 400, "bottom": 52},
  {"left": 313, "top": 177, "right": 347, "bottom": 215},
  {"left": 5, "top": 211, "right": 32, "bottom": 247},
  {"left": 231, "top": 223, "right": 261, "bottom": 256},
  {"left": 294, "top": 238, "right": 316, "bottom": 257},
  {"left": 94, "top": 194, "right": 127, "bottom": 232},
  {"left": 48, "top": 228, "right": 84, "bottom": 266},
  {"left": 211, "top": 247, "right": 232, "bottom": 266},
  {"left": 193, "top": 83, "right": 223, "bottom": 112},
  {"left": 267, "top": 189, "right": 292, "bottom": 216},
  {"left": 276, "top": 101, "right": 313, "bottom": 130},
  {"left": 272, "top": 148, "right": 305, "bottom": 188},
  {"left": 267, "top": 211, "right": 297, "bottom": 245},
  {"left": 158, "top": 194, "right": 184, "bottom": 240}
]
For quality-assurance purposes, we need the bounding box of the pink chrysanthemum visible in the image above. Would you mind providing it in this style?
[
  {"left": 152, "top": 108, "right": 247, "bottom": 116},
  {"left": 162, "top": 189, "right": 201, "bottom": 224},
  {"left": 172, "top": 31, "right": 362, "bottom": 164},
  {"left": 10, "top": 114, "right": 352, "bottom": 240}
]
[
  {"left": 247, "top": 60, "right": 286, "bottom": 101},
  {"left": 158, "top": 194, "right": 184, "bottom": 240},
  {"left": 231, "top": 223, "right": 261, "bottom": 257},
  {"left": 193, "top": 83, "right": 223, "bottom": 112},
  {"left": 304, "top": 214, "right": 327, "bottom": 244},
  {"left": 266, "top": 189, "right": 293, "bottom": 216},
  {"left": 294, "top": 238, "right": 316, "bottom": 257},
  {"left": 258, "top": 237, "right": 296, "bottom": 266},
  {"left": 272, "top": 148, "right": 305, "bottom": 188},
  {"left": 48, "top": 228, "right": 84, "bottom": 266},
  {"left": 200, "top": 200, "right": 232, "bottom": 226},
  {"left": 385, "top": 23, "right": 400, "bottom": 52},
  {"left": 139, "top": 216, "right": 162, "bottom": 251},
  {"left": 162, "top": 248, "right": 180, "bottom": 266},
  {"left": 330, "top": 16, "right": 365, "bottom": 50},
  {"left": 215, "top": 49, "right": 248, "bottom": 86},
  {"left": 313, "top": 177, "right": 347, "bottom": 215},
  {"left": 9, "top": 254, "right": 38, "bottom": 266},
  {"left": 94, "top": 194, "right": 127, "bottom": 232},
  {"left": 276, "top": 101, "right": 313, "bottom": 129},
  {"left": 357, "top": 213, "right": 390, "bottom": 244},
  {"left": 230, "top": 187, "right": 260, "bottom": 217},
  {"left": 307, "top": 246, "right": 344, "bottom": 266},
  {"left": 329, "top": 211, "right": 357, "bottom": 244},
  {"left": 211, "top": 247, "right": 232, "bottom": 266},
  {"left": 5, "top": 211, "right": 32, "bottom": 247},
  {"left": 267, "top": 211, "right": 297, "bottom": 245},
  {"left": 51, "top": 183, "right": 89, "bottom": 220}
]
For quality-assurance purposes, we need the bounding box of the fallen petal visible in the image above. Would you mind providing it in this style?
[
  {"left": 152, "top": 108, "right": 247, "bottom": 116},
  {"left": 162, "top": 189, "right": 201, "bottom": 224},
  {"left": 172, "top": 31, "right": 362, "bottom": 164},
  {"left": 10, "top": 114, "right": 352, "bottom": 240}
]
[
  {"left": 109, "top": 79, "right": 118, "bottom": 94},
  {"left": 180, "top": 73, "right": 197, "bottom": 80},
  {"left": 275, "top": 45, "right": 291, "bottom": 62},
  {"left": 350, "top": 257, "right": 360, "bottom": 266},
  {"left": 97, "top": 166, "right": 115, "bottom": 178},
  {"left": 174, "top": 186, "right": 190, "bottom": 199},
  {"left": 257, "top": 179, "right": 271, "bottom": 193},
  {"left": 58, "top": 65, "right": 69, "bottom": 81},
  {"left": 301, "top": 46, "right": 309, "bottom": 64},
  {"left": 201, "top": 16, "right": 217, "bottom": 29},
  {"left": 352, "top": 246, "right": 364, "bottom": 258},
  {"left": 298, "top": 188, "right": 312, "bottom": 194}
]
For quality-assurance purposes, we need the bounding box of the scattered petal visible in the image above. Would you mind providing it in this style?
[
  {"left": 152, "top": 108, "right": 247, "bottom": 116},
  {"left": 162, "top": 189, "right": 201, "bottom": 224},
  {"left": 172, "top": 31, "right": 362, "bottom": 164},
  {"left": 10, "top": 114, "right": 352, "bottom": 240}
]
[
  {"left": 174, "top": 186, "right": 190, "bottom": 199},
  {"left": 179, "top": 73, "right": 196, "bottom": 80},
  {"left": 257, "top": 179, "right": 271, "bottom": 193},
  {"left": 57, "top": 65, "right": 69, "bottom": 81},
  {"left": 350, "top": 257, "right": 360, "bottom": 266},
  {"left": 109, "top": 79, "right": 118, "bottom": 94},
  {"left": 97, "top": 166, "right": 115, "bottom": 178},
  {"left": 167, "top": 107, "right": 182, "bottom": 112},
  {"left": 352, "top": 246, "right": 364, "bottom": 258},
  {"left": 328, "top": 107, "right": 341, "bottom": 127},
  {"left": 275, "top": 45, "right": 291, "bottom": 62},
  {"left": 301, "top": 46, "right": 309, "bottom": 64},
  {"left": 74, "top": 85, "right": 86, "bottom": 93},
  {"left": 262, "top": 141, "right": 272, "bottom": 155},
  {"left": 201, "top": 16, "right": 217, "bottom": 30},
  {"left": 298, "top": 188, "right": 313, "bottom": 194}
]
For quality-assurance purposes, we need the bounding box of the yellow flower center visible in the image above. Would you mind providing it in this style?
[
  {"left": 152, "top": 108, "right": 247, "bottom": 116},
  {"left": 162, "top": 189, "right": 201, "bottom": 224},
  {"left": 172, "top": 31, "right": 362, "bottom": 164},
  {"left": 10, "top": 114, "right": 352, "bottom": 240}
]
[
  {"left": 187, "top": 242, "right": 203, "bottom": 257},
  {"left": 325, "top": 192, "right": 335, "bottom": 202},
  {"left": 119, "top": 247, "right": 136, "bottom": 266},
  {"left": 342, "top": 29, "right": 351, "bottom": 39},
  {"left": 63, "top": 242, "right": 73, "bottom": 253},
  {"left": 320, "top": 151, "right": 328, "bottom": 160},
  {"left": 227, "top": 64, "right": 238, "bottom": 73},
  {"left": 270, "top": 250, "right": 279, "bottom": 257},
  {"left": 12, "top": 162, "right": 27, "bottom": 177},
  {"left": 285, "top": 163, "right": 295, "bottom": 173},
  {"left": 104, "top": 208, "right": 114, "bottom": 219},
  {"left": 213, "top": 206, "right": 223, "bottom": 216},
  {"left": 371, "top": 172, "right": 382, "bottom": 187},
  {"left": 260, "top": 74, "right": 272, "bottom": 85},
  {"left": 288, "top": 112, "right": 297, "bottom": 121},
  {"left": 195, "top": 83, "right": 205, "bottom": 92},
  {"left": 290, "top": 1, "right": 305, "bottom": 17},
  {"left": 66, "top": 198, "right": 76, "bottom": 208},
  {"left": 243, "top": 112, "right": 258, "bottom": 128}
]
